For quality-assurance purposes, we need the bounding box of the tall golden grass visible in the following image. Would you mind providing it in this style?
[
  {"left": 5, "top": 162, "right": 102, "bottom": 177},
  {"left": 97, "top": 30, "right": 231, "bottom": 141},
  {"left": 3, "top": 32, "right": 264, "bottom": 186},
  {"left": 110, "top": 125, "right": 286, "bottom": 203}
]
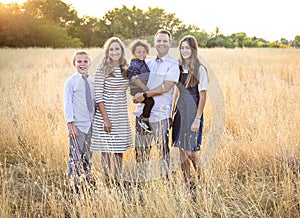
[{"left": 0, "top": 47, "right": 299, "bottom": 217}]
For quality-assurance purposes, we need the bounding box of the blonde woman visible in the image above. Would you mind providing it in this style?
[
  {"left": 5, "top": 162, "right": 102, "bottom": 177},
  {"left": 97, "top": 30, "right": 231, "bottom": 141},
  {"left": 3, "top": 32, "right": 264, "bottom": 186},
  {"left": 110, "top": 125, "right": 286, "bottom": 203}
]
[{"left": 91, "top": 37, "right": 132, "bottom": 182}]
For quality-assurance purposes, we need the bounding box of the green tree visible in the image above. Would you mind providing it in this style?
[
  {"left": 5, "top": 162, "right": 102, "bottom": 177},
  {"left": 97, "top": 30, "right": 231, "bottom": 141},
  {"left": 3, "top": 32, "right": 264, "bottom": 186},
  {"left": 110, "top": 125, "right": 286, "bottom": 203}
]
[
  {"left": 100, "top": 6, "right": 131, "bottom": 41},
  {"left": 23, "top": 0, "right": 78, "bottom": 27},
  {"left": 176, "top": 28, "right": 209, "bottom": 48},
  {"left": 36, "top": 20, "right": 82, "bottom": 47},
  {"left": 68, "top": 15, "right": 103, "bottom": 47},
  {"left": 23, "top": 0, "right": 80, "bottom": 47},
  {"left": 231, "top": 32, "right": 247, "bottom": 48},
  {"left": 280, "top": 38, "right": 289, "bottom": 45},
  {"left": 3, "top": 1, "right": 293, "bottom": 49},
  {"left": 0, "top": 2, "right": 81, "bottom": 48},
  {"left": 143, "top": 7, "right": 166, "bottom": 37},
  {"left": 293, "top": 35, "right": 300, "bottom": 48},
  {"left": 191, "top": 31, "right": 209, "bottom": 48},
  {"left": 0, "top": 3, "right": 25, "bottom": 46},
  {"left": 99, "top": 6, "right": 191, "bottom": 47},
  {"left": 223, "top": 36, "right": 235, "bottom": 48},
  {"left": 1, "top": 11, "right": 38, "bottom": 47},
  {"left": 257, "top": 38, "right": 269, "bottom": 48},
  {"left": 243, "top": 37, "right": 258, "bottom": 48},
  {"left": 269, "top": 41, "right": 279, "bottom": 48}
]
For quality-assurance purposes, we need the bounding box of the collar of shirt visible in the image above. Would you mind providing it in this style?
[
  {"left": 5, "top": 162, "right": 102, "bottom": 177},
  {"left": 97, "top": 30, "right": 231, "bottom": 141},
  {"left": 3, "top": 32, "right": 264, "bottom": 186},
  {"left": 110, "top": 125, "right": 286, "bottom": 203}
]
[
  {"left": 75, "top": 71, "right": 84, "bottom": 77},
  {"left": 155, "top": 57, "right": 162, "bottom": 63},
  {"left": 156, "top": 53, "right": 171, "bottom": 63},
  {"left": 78, "top": 72, "right": 89, "bottom": 78}
]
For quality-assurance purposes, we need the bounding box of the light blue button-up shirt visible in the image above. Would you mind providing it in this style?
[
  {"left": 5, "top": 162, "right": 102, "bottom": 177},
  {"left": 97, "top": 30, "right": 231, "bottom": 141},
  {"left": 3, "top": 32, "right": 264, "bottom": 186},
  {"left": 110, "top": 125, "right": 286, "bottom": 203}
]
[
  {"left": 64, "top": 72, "right": 94, "bottom": 134},
  {"left": 135, "top": 53, "right": 180, "bottom": 122}
]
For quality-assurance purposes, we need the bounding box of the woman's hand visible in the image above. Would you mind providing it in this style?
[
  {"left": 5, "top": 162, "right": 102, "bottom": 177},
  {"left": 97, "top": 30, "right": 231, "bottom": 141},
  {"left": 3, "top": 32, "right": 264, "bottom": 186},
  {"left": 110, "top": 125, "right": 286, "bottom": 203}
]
[{"left": 103, "top": 117, "right": 112, "bottom": 133}]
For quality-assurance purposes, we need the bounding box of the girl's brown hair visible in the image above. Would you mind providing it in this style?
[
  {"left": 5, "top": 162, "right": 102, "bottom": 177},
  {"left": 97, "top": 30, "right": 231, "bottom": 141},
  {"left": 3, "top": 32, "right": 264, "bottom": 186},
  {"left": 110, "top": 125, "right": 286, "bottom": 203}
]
[{"left": 178, "top": 35, "right": 207, "bottom": 88}]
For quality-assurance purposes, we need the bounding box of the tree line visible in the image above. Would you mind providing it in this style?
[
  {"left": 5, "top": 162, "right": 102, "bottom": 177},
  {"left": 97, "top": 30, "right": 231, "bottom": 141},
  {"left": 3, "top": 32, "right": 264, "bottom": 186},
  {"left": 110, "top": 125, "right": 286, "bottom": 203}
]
[{"left": 1, "top": 0, "right": 299, "bottom": 48}]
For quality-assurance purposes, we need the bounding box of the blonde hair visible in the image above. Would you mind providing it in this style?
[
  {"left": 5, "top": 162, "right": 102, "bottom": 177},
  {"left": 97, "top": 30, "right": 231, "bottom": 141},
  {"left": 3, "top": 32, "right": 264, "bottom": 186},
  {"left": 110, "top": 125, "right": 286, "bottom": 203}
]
[
  {"left": 100, "top": 37, "right": 128, "bottom": 78},
  {"left": 72, "top": 50, "right": 90, "bottom": 66}
]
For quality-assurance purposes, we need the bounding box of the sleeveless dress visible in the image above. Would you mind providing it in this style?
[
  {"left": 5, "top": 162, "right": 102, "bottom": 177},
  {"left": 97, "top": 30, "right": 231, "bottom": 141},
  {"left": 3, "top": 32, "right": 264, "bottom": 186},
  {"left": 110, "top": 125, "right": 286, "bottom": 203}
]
[
  {"left": 91, "top": 66, "right": 132, "bottom": 153},
  {"left": 172, "top": 73, "right": 204, "bottom": 151}
]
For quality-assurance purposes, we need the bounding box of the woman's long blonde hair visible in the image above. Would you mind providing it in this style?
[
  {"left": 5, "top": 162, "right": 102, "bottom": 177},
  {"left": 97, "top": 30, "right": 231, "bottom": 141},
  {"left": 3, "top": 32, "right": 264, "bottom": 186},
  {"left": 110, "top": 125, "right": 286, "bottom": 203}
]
[
  {"left": 179, "top": 35, "right": 206, "bottom": 88},
  {"left": 100, "top": 37, "right": 128, "bottom": 78}
]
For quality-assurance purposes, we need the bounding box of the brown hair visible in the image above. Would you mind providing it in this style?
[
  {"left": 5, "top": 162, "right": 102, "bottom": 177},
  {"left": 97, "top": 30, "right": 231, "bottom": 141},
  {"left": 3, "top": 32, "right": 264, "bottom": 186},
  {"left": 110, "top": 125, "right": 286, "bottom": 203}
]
[
  {"left": 178, "top": 35, "right": 204, "bottom": 88},
  {"left": 129, "top": 39, "right": 150, "bottom": 55},
  {"left": 155, "top": 29, "right": 172, "bottom": 42}
]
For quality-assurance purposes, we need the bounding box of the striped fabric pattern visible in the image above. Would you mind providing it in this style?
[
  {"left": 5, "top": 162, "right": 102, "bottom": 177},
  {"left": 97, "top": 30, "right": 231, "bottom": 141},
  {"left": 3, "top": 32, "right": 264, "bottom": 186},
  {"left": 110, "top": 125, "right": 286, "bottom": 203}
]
[{"left": 91, "top": 66, "right": 133, "bottom": 153}]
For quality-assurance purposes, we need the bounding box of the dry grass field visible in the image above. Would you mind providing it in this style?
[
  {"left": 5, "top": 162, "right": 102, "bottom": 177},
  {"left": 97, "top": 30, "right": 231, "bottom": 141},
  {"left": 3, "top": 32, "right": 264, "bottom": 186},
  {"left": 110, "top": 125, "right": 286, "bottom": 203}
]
[{"left": 0, "top": 47, "right": 299, "bottom": 217}]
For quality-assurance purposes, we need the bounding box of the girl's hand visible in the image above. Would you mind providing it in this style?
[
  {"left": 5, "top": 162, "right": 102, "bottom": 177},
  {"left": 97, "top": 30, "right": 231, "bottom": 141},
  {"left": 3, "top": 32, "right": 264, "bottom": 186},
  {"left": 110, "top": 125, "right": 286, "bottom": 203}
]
[{"left": 191, "top": 118, "right": 200, "bottom": 132}]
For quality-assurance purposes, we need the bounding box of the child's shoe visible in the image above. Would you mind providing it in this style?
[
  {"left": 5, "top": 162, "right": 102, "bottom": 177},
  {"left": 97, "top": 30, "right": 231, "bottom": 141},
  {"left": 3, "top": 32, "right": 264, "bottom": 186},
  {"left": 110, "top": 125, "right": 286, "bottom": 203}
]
[{"left": 138, "top": 117, "right": 153, "bottom": 133}]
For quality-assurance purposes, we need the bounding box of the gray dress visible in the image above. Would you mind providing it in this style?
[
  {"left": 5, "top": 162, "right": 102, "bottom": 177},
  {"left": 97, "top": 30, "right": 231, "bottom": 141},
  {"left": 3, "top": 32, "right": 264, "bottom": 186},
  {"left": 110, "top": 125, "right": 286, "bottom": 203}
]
[{"left": 172, "top": 73, "right": 203, "bottom": 151}]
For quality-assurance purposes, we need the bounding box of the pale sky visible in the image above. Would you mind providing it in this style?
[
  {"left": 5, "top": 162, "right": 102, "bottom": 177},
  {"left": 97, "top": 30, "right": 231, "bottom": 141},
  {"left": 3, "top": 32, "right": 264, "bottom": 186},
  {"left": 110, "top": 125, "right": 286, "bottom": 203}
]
[{"left": 3, "top": 0, "right": 299, "bottom": 41}]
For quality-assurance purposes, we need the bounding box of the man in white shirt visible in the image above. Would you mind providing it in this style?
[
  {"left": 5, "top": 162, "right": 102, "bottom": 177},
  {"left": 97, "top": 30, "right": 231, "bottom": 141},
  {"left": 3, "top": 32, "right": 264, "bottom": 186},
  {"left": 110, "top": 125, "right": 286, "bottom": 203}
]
[{"left": 134, "top": 29, "right": 180, "bottom": 180}]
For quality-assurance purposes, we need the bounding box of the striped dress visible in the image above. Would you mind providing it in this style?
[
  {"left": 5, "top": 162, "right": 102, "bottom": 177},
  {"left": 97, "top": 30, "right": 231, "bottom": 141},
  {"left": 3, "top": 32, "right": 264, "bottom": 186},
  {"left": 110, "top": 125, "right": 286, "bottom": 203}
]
[{"left": 91, "top": 66, "right": 132, "bottom": 153}]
